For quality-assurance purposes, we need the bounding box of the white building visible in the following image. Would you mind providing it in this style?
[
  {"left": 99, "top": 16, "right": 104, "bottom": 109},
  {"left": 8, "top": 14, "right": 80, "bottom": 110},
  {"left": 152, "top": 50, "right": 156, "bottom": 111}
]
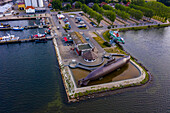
[
  {"left": 38, "top": 0, "right": 44, "bottom": 7},
  {"left": 24, "top": 0, "right": 31, "bottom": 7},
  {"left": 24, "top": 0, "right": 44, "bottom": 8},
  {"left": 25, "top": 6, "right": 35, "bottom": 13},
  {"left": 0, "top": 3, "right": 13, "bottom": 14},
  {"left": 31, "top": 0, "right": 38, "bottom": 7}
]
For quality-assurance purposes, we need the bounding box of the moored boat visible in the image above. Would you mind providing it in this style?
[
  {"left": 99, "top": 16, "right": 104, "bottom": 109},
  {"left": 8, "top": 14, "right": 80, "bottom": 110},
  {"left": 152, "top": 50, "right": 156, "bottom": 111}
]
[
  {"left": 0, "top": 23, "right": 11, "bottom": 28},
  {"left": 33, "top": 33, "right": 46, "bottom": 38},
  {"left": 12, "top": 26, "right": 24, "bottom": 31},
  {"left": 0, "top": 34, "right": 19, "bottom": 42}
]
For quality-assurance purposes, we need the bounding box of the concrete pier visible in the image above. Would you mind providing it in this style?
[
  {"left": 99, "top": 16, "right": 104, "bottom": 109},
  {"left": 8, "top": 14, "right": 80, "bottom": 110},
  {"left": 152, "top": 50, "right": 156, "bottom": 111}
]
[{"left": 0, "top": 37, "right": 53, "bottom": 45}]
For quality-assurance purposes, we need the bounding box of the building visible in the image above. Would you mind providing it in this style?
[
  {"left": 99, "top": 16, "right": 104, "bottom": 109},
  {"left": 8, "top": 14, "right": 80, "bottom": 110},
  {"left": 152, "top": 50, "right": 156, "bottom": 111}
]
[
  {"left": 82, "top": 50, "right": 98, "bottom": 62},
  {"left": 0, "top": 3, "right": 12, "bottom": 14},
  {"left": 87, "top": 2, "right": 94, "bottom": 8},
  {"left": 100, "top": 2, "right": 107, "bottom": 7},
  {"left": 31, "top": 0, "right": 38, "bottom": 7},
  {"left": 18, "top": 2, "right": 25, "bottom": 10},
  {"left": 72, "top": 1, "right": 76, "bottom": 8},
  {"left": 24, "top": 0, "right": 44, "bottom": 7},
  {"left": 74, "top": 43, "right": 93, "bottom": 56},
  {"left": 25, "top": 6, "right": 35, "bottom": 13},
  {"left": 0, "top": 0, "right": 12, "bottom": 5},
  {"left": 38, "top": 0, "right": 44, "bottom": 7},
  {"left": 62, "top": 2, "right": 71, "bottom": 7},
  {"left": 24, "top": 0, "right": 31, "bottom": 7}
]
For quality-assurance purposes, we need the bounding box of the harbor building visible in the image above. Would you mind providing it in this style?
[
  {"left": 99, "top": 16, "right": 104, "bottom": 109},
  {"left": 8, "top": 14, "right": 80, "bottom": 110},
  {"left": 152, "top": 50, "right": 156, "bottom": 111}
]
[
  {"left": 0, "top": 3, "right": 12, "bottom": 14},
  {"left": 31, "top": 0, "right": 38, "bottom": 7},
  {"left": 18, "top": 2, "right": 25, "bottom": 10},
  {"left": 24, "top": 0, "right": 44, "bottom": 7}
]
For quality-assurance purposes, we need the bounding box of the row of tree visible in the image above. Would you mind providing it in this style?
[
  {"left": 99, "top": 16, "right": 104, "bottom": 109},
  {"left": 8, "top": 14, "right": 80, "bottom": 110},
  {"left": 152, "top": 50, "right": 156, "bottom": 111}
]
[
  {"left": 131, "top": 0, "right": 170, "bottom": 19},
  {"left": 115, "top": 4, "right": 143, "bottom": 20},
  {"left": 82, "top": 4, "right": 103, "bottom": 26},
  {"left": 92, "top": 3, "right": 116, "bottom": 25},
  {"left": 51, "top": 0, "right": 72, "bottom": 10},
  {"left": 102, "top": 4, "right": 131, "bottom": 20},
  {"left": 59, "top": 0, "right": 110, "bottom": 4},
  {"left": 145, "top": 1, "right": 170, "bottom": 18},
  {"left": 129, "top": 4, "right": 154, "bottom": 19}
]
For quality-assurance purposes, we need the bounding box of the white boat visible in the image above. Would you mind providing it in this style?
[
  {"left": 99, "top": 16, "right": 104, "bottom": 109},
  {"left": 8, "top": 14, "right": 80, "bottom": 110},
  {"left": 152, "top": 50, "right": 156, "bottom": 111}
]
[
  {"left": 0, "top": 34, "right": 19, "bottom": 42},
  {"left": 12, "top": 26, "right": 24, "bottom": 31}
]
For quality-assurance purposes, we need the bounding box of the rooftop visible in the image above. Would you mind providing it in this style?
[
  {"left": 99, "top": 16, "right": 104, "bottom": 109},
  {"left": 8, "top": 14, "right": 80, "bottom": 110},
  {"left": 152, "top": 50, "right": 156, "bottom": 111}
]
[{"left": 77, "top": 43, "right": 93, "bottom": 51}]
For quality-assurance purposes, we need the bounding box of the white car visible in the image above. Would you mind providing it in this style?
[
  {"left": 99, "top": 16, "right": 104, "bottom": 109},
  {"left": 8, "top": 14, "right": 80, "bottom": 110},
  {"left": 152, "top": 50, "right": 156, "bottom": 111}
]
[
  {"left": 57, "top": 26, "right": 60, "bottom": 30},
  {"left": 69, "top": 15, "right": 74, "bottom": 18}
]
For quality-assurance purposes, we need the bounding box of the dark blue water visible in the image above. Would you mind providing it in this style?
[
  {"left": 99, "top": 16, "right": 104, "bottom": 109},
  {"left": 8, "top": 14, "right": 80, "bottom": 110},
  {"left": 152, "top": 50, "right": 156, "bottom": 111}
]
[
  {"left": 0, "top": 42, "right": 62, "bottom": 113},
  {"left": 0, "top": 26, "right": 170, "bottom": 113}
]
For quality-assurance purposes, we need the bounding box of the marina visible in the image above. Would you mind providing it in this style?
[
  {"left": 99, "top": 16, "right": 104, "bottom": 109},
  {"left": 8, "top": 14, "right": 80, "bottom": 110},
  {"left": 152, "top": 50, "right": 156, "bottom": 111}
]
[
  {"left": 0, "top": 0, "right": 169, "bottom": 111},
  {"left": 0, "top": 25, "right": 170, "bottom": 113}
]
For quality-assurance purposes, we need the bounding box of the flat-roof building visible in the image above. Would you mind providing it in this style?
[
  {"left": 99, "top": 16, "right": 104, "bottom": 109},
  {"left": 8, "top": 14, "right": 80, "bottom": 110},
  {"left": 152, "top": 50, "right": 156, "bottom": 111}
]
[{"left": 0, "top": 3, "right": 12, "bottom": 14}]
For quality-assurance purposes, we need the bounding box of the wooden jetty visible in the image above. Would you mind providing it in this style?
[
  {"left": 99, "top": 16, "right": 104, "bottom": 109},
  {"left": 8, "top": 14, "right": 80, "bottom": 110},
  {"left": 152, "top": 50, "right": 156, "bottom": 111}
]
[
  {"left": 0, "top": 25, "right": 50, "bottom": 31},
  {"left": 0, "top": 37, "right": 53, "bottom": 45}
]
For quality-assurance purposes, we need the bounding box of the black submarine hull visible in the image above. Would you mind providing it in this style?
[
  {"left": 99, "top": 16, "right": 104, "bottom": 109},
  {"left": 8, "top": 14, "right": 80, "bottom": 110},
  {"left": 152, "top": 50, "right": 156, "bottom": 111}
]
[{"left": 78, "top": 56, "right": 130, "bottom": 86}]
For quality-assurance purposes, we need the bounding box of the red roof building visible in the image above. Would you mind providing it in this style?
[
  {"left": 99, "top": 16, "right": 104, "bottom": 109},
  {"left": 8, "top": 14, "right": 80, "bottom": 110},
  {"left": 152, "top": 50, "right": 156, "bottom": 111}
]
[
  {"left": 100, "top": 2, "right": 107, "bottom": 7},
  {"left": 25, "top": 6, "right": 35, "bottom": 9}
]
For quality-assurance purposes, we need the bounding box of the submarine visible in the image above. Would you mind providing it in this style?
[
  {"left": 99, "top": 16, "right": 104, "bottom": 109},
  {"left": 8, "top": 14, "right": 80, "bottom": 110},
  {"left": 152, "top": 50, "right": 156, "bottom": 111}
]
[{"left": 78, "top": 55, "right": 130, "bottom": 86}]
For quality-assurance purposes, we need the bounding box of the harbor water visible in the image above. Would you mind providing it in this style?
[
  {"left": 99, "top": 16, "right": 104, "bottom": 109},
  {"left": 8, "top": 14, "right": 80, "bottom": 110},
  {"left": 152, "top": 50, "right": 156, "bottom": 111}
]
[
  {"left": 0, "top": 20, "right": 49, "bottom": 39},
  {"left": 0, "top": 22, "right": 170, "bottom": 112}
]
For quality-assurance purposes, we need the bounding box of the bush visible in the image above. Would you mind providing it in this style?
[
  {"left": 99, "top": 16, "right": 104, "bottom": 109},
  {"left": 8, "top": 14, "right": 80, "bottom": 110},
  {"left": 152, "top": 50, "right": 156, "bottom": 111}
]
[
  {"left": 107, "top": 26, "right": 111, "bottom": 29},
  {"left": 103, "top": 42, "right": 111, "bottom": 47}
]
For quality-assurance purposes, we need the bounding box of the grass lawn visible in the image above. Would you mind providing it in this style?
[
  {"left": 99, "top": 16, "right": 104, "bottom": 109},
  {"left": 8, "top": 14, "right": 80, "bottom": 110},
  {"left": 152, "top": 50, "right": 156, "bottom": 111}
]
[{"left": 68, "top": 13, "right": 76, "bottom": 15}]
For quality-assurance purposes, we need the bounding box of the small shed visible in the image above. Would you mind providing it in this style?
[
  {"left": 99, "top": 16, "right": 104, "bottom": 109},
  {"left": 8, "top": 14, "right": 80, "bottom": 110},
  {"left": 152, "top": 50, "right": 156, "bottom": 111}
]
[{"left": 82, "top": 50, "right": 98, "bottom": 62}]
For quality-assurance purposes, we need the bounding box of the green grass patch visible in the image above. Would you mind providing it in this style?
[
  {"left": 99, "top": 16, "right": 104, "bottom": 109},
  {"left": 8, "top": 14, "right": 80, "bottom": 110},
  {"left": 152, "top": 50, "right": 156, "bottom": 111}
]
[
  {"left": 63, "top": 9, "right": 82, "bottom": 13},
  {"left": 104, "top": 46, "right": 127, "bottom": 54},
  {"left": 68, "top": 13, "right": 76, "bottom": 15},
  {"left": 93, "top": 32, "right": 111, "bottom": 48}
]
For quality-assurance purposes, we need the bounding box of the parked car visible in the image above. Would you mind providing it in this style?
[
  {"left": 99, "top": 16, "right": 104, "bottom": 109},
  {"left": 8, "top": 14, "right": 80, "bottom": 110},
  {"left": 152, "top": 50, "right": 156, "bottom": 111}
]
[
  {"left": 90, "top": 22, "right": 97, "bottom": 27},
  {"left": 79, "top": 21, "right": 85, "bottom": 24},
  {"left": 78, "top": 24, "right": 86, "bottom": 28},
  {"left": 69, "top": 15, "right": 74, "bottom": 18},
  {"left": 57, "top": 26, "right": 60, "bottom": 30},
  {"left": 79, "top": 13, "right": 83, "bottom": 16},
  {"left": 75, "top": 17, "right": 81, "bottom": 20}
]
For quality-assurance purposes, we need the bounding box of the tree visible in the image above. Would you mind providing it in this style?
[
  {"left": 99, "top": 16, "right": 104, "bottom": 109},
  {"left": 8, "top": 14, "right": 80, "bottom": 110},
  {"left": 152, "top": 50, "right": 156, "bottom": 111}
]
[
  {"left": 51, "top": 0, "right": 62, "bottom": 10},
  {"left": 129, "top": 8, "right": 143, "bottom": 20},
  {"left": 75, "top": 1, "right": 82, "bottom": 9},
  {"left": 131, "top": 0, "right": 145, "bottom": 6},
  {"left": 92, "top": 3, "right": 100, "bottom": 12},
  {"left": 96, "top": 13, "right": 103, "bottom": 26},
  {"left": 65, "top": 4, "right": 72, "bottom": 10},
  {"left": 104, "top": 10, "right": 116, "bottom": 25},
  {"left": 129, "top": 4, "right": 154, "bottom": 18}
]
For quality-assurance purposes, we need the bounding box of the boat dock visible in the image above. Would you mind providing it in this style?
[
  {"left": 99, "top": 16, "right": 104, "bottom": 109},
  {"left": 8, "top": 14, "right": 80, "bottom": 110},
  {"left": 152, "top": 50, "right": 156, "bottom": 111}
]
[
  {"left": 0, "top": 25, "right": 50, "bottom": 31},
  {"left": 0, "top": 37, "right": 53, "bottom": 45}
]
